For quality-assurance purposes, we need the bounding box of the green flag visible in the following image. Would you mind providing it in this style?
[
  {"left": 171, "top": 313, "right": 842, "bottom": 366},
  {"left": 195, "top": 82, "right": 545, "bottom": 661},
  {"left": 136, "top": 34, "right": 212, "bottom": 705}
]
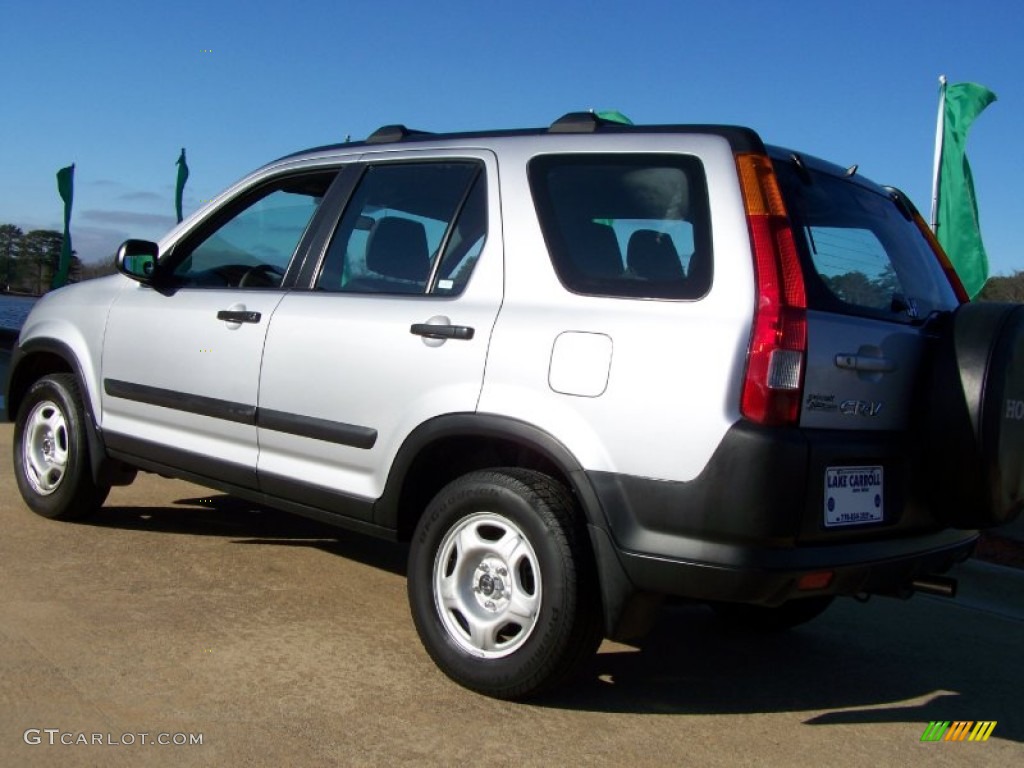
[
  {"left": 175, "top": 147, "right": 189, "bottom": 223},
  {"left": 53, "top": 164, "right": 74, "bottom": 289},
  {"left": 595, "top": 110, "right": 633, "bottom": 125},
  {"left": 934, "top": 81, "right": 996, "bottom": 298}
]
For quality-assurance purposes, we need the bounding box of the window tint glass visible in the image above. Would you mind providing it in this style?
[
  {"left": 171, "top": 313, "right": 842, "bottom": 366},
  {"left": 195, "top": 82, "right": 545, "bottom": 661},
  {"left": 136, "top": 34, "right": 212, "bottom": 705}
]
[
  {"left": 805, "top": 227, "right": 896, "bottom": 310},
  {"left": 317, "top": 162, "right": 483, "bottom": 295},
  {"left": 433, "top": 175, "right": 487, "bottom": 295},
  {"left": 529, "top": 154, "right": 712, "bottom": 299},
  {"left": 775, "top": 161, "right": 958, "bottom": 320},
  {"left": 172, "top": 173, "right": 334, "bottom": 288}
]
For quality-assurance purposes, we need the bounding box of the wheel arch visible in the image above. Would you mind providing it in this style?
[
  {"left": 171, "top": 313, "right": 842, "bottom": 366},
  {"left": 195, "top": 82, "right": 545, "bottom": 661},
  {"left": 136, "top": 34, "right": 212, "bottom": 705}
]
[
  {"left": 376, "top": 414, "right": 647, "bottom": 639},
  {"left": 7, "top": 338, "right": 134, "bottom": 487},
  {"left": 6, "top": 339, "right": 80, "bottom": 423},
  {"left": 375, "top": 413, "right": 607, "bottom": 539}
]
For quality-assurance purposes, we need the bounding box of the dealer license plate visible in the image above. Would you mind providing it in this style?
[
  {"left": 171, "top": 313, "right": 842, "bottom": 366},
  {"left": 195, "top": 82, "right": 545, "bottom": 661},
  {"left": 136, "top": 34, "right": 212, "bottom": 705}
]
[{"left": 824, "top": 466, "right": 883, "bottom": 527}]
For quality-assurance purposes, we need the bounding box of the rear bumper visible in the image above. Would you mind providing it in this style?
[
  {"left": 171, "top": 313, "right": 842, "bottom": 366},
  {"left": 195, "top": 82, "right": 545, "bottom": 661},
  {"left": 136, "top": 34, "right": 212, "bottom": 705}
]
[
  {"left": 615, "top": 529, "right": 976, "bottom": 606},
  {"left": 586, "top": 421, "right": 978, "bottom": 608}
]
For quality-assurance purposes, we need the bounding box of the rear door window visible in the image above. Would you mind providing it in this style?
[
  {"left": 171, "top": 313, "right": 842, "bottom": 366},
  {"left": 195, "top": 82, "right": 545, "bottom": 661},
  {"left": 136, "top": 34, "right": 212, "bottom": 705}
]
[
  {"left": 529, "top": 154, "right": 712, "bottom": 300},
  {"left": 315, "top": 162, "right": 484, "bottom": 296},
  {"left": 774, "top": 157, "right": 958, "bottom": 321}
]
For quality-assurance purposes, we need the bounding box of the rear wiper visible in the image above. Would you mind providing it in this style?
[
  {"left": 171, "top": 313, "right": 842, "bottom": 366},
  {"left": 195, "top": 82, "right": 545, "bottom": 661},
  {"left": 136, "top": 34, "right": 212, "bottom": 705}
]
[{"left": 891, "top": 293, "right": 920, "bottom": 319}]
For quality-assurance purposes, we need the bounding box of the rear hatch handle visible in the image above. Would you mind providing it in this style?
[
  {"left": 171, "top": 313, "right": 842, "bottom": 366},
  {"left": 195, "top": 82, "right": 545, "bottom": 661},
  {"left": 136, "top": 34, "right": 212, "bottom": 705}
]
[{"left": 834, "top": 353, "right": 897, "bottom": 373}]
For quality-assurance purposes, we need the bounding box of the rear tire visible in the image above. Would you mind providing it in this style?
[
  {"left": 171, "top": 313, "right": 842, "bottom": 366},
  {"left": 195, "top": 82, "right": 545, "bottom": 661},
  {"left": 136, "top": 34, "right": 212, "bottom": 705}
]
[
  {"left": 13, "top": 373, "right": 110, "bottom": 520},
  {"left": 710, "top": 596, "right": 834, "bottom": 632},
  {"left": 407, "top": 468, "right": 603, "bottom": 699}
]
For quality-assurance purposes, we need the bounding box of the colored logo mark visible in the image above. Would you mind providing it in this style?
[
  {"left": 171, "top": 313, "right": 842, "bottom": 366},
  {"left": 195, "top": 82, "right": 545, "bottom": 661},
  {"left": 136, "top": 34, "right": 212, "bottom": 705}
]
[{"left": 920, "top": 721, "right": 997, "bottom": 742}]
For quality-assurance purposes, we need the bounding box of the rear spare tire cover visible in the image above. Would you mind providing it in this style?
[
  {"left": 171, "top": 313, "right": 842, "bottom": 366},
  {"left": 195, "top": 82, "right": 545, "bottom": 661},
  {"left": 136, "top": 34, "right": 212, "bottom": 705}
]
[{"left": 926, "top": 302, "right": 1024, "bottom": 528}]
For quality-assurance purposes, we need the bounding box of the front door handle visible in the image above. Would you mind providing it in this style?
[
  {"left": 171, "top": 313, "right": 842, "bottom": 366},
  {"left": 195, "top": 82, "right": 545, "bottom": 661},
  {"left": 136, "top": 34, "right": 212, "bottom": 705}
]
[
  {"left": 410, "top": 323, "right": 474, "bottom": 341},
  {"left": 217, "top": 310, "right": 262, "bottom": 324}
]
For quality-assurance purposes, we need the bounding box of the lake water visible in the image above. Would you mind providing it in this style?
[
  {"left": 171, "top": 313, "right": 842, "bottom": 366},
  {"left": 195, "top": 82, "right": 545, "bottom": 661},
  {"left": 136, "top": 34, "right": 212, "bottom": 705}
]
[
  {"left": 0, "top": 294, "right": 37, "bottom": 331},
  {"left": 1, "top": 295, "right": 36, "bottom": 410}
]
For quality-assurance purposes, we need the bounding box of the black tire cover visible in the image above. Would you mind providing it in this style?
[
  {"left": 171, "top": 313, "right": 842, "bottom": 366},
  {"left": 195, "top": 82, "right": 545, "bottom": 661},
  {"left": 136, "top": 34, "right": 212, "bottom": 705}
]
[{"left": 925, "top": 302, "right": 1024, "bottom": 528}]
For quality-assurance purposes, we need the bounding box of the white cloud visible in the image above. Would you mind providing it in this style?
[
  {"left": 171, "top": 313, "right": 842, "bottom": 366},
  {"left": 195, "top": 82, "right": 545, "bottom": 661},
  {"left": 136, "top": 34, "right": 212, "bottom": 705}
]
[
  {"left": 116, "top": 190, "right": 164, "bottom": 203},
  {"left": 71, "top": 214, "right": 174, "bottom": 263},
  {"left": 81, "top": 209, "right": 176, "bottom": 228}
]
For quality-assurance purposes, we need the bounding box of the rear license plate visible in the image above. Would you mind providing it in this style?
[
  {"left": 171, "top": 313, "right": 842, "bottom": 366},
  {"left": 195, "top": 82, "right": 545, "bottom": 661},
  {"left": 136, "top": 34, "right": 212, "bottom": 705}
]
[{"left": 825, "top": 466, "right": 883, "bottom": 527}]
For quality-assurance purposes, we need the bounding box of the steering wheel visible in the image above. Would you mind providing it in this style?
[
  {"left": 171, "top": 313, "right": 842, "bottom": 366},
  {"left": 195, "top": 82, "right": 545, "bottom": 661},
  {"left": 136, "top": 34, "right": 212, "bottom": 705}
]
[{"left": 238, "top": 264, "right": 286, "bottom": 288}]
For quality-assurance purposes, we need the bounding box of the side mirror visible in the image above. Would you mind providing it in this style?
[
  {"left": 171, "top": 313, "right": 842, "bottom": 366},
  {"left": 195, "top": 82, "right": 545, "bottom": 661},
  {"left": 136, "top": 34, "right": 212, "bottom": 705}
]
[{"left": 116, "top": 239, "right": 160, "bottom": 284}]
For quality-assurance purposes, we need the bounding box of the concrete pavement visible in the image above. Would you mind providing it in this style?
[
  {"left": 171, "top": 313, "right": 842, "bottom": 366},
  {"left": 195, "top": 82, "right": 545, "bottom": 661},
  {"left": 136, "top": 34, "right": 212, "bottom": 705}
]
[{"left": 1, "top": 422, "right": 1022, "bottom": 767}]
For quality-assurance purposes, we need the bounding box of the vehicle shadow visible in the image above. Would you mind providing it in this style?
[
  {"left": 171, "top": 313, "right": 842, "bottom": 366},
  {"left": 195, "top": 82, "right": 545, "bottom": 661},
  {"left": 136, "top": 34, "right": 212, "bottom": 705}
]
[
  {"left": 82, "top": 493, "right": 408, "bottom": 577},
  {"left": 82, "top": 494, "right": 1021, "bottom": 740},
  {"left": 542, "top": 600, "right": 1022, "bottom": 743}
]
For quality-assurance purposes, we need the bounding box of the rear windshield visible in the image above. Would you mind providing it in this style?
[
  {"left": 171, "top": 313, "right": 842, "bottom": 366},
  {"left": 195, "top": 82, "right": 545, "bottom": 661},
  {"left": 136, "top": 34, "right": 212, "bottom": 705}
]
[
  {"left": 774, "top": 157, "right": 958, "bottom": 321},
  {"left": 529, "top": 154, "right": 712, "bottom": 300}
]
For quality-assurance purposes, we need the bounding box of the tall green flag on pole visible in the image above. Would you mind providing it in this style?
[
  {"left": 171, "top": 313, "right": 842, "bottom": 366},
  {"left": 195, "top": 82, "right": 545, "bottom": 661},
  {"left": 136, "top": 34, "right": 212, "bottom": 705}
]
[
  {"left": 931, "top": 78, "right": 997, "bottom": 299},
  {"left": 175, "top": 148, "right": 189, "bottom": 223},
  {"left": 53, "top": 164, "right": 74, "bottom": 289}
]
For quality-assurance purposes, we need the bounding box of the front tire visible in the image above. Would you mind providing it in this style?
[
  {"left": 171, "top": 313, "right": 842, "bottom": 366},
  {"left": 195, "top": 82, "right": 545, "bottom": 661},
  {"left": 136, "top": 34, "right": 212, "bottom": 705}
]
[
  {"left": 13, "top": 373, "right": 110, "bottom": 520},
  {"left": 408, "top": 469, "right": 602, "bottom": 699}
]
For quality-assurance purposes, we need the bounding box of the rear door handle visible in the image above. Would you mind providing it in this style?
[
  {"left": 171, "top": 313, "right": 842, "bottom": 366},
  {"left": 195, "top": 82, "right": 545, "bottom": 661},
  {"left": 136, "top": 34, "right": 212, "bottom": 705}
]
[
  {"left": 834, "top": 354, "right": 896, "bottom": 373},
  {"left": 410, "top": 323, "right": 474, "bottom": 341},
  {"left": 217, "top": 310, "right": 262, "bottom": 324}
]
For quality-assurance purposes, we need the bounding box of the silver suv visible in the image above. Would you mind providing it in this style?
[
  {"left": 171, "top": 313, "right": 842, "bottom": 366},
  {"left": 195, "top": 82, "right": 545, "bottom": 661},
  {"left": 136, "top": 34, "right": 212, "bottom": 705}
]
[{"left": 7, "top": 113, "right": 1023, "bottom": 699}]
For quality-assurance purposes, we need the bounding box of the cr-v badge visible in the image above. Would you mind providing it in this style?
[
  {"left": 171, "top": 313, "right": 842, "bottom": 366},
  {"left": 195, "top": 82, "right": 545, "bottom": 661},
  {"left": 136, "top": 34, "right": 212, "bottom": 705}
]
[{"left": 840, "top": 399, "right": 883, "bottom": 417}]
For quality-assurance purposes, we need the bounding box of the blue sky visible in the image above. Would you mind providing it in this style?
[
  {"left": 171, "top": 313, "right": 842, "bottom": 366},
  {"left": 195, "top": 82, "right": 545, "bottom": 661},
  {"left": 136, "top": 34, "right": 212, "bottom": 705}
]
[{"left": 2, "top": 1, "right": 1021, "bottom": 275}]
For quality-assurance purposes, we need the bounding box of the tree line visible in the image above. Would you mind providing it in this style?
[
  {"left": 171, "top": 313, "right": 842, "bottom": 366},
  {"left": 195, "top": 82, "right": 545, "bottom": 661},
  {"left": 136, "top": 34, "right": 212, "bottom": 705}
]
[
  {"left": 2, "top": 219, "right": 1023, "bottom": 301},
  {"left": 0, "top": 224, "right": 77, "bottom": 294},
  {"left": 813, "top": 267, "right": 1024, "bottom": 304},
  {"left": 976, "top": 271, "right": 1024, "bottom": 302},
  {"left": 0, "top": 223, "right": 116, "bottom": 295}
]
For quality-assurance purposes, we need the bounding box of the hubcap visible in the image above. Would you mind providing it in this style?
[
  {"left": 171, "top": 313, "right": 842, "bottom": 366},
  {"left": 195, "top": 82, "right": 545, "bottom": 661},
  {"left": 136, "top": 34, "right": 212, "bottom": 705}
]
[
  {"left": 433, "top": 512, "right": 541, "bottom": 658},
  {"left": 22, "top": 400, "right": 70, "bottom": 496}
]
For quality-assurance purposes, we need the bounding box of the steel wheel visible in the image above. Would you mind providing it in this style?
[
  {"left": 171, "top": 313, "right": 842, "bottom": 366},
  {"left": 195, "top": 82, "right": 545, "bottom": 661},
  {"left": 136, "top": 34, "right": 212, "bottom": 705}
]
[
  {"left": 433, "top": 511, "right": 542, "bottom": 658},
  {"left": 408, "top": 468, "right": 603, "bottom": 699},
  {"left": 21, "top": 399, "right": 70, "bottom": 495},
  {"left": 13, "top": 373, "right": 110, "bottom": 520}
]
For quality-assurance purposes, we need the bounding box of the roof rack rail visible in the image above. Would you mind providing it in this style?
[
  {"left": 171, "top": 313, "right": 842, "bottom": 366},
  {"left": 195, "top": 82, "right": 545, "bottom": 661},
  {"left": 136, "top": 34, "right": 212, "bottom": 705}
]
[
  {"left": 366, "top": 124, "right": 432, "bottom": 144},
  {"left": 548, "top": 111, "right": 632, "bottom": 133}
]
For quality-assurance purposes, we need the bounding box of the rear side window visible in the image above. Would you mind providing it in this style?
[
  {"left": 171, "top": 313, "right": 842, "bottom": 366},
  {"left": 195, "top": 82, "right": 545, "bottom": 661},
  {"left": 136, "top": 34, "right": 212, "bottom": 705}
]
[
  {"left": 529, "top": 154, "right": 712, "bottom": 299},
  {"left": 775, "top": 159, "right": 958, "bottom": 320}
]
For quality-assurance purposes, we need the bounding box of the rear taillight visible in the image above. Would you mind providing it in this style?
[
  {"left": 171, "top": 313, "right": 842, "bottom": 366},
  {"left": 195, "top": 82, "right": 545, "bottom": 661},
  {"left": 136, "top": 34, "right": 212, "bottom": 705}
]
[{"left": 736, "top": 153, "right": 807, "bottom": 426}]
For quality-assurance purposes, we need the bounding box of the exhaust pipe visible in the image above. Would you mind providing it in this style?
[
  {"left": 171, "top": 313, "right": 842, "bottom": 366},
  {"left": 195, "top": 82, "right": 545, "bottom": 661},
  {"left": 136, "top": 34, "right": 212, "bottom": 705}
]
[{"left": 911, "top": 575, "right": 958, "bottom": 598}]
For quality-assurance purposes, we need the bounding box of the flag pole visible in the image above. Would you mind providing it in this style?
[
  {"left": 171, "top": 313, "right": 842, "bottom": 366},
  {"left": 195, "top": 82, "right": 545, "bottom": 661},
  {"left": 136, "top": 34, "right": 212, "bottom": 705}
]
[{"left": 930, "top": 75, "right": 947, "bottom": 232}]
